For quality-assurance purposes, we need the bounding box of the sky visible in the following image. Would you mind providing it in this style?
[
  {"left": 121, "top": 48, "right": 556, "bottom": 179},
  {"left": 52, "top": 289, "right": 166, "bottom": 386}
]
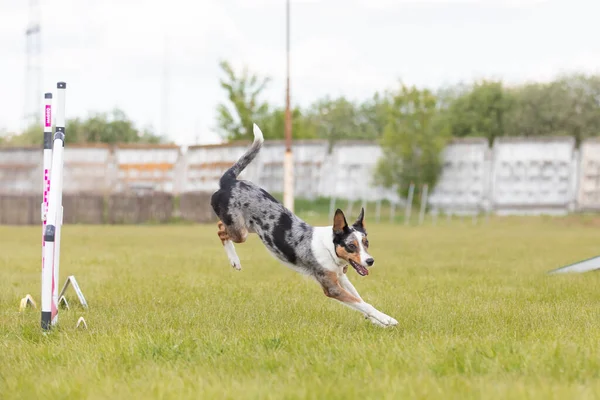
[{"left": 1, "top": 0, "right": 599, "bottom": 145}]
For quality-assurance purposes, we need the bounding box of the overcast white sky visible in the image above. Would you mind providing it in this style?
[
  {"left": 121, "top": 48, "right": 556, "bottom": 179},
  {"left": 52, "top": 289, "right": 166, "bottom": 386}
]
[{"left": 1, "top": 0, "right": 598, "bottom": 145}]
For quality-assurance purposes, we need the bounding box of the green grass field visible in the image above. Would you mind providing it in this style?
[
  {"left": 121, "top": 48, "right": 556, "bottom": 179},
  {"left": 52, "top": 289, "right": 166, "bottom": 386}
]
[{"left": 2, "top": 215, "right": 600, "bottom": 399}]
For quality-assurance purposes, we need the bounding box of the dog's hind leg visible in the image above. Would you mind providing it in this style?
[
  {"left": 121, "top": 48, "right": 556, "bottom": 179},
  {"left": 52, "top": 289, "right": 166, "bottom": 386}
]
[{"left": 217, "top": 220, "right": 242, "bottom": 270}]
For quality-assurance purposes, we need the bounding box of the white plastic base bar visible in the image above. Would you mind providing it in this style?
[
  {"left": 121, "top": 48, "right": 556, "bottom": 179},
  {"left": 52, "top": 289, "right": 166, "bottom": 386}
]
[{"left": 548, "top": 255, "right": 600, "bottom": 274}]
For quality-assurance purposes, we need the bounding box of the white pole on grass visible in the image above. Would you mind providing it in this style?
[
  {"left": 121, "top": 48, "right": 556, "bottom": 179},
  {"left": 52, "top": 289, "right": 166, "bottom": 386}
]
[
  {"left": 361, "top": 195, "right": 367, "bottom": 219},
  {"left": 418, "top": 183, "right": 428, "bottom": 226},
  {"left": 375, "top": 193, "right": 381, "bottom": 224},
  {"left": 404, "top": 182, "right": 415, "bottom": 226},
  {"left": 41, "top": 82, "right": 66, "bottom": 330},
  {"left": 328, "top": 196, "right": 336, "bottom": 221},
  {"left": 327, "top": 154, "right": 338, "bottom": 221},
  {"left": 41, "top": 90, "right": 54, "bottom": 330},
  {"left": 41, "top": 92, "right": 52, "bottom": 299},
  {"left": 53, "top": 82, "right": 66, "bottom": 325},
  {"left": 346, "top": 199, "right": 354, "bottom": 218}
]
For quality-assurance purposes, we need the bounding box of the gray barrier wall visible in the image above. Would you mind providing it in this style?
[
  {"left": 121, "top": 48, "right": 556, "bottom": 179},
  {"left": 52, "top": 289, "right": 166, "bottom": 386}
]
[
  {"left": 1, "top": 137, "right": 600, "bottom": 222},
  {"left": 577, "top": 138, "right": 600, "bottom": 211},
  {"left": 0, "top": 193, "right": 177, "bottom": 225},
  {"left": 490, "top": 137, "right": 578, "bottom": 215},
  {"left": 428, "top": 138, "right": 491, "bottom": 214},
  {"left": 0, "top": 147, "right": 40, "bottom": 194}
]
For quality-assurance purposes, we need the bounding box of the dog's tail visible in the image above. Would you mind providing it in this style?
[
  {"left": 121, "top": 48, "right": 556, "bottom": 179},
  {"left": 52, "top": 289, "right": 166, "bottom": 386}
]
[{"left": 219, "top": 123, "right": 264, "bottom": 186}]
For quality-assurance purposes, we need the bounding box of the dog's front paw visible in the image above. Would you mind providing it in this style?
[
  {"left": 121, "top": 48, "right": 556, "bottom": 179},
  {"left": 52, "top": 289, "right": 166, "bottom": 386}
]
[
  {"left": 366, "top": 313, "right": 398, "bottom": 328},
  {"left": 228, "top": 255, "right": 242, "bottom": 270},
  {"left": 229, "top": 260, "right": 242, "bottom": 270}
]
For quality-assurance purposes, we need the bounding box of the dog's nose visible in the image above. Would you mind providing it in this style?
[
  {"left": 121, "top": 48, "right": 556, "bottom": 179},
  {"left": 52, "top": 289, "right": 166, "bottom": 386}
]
[{"left": 366, "top": 258, "right": 374, "bottom": 266}]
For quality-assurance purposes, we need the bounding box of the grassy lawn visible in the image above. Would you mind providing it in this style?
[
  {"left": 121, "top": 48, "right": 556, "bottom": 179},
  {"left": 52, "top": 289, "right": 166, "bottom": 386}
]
[{"left": 1, "top": 215, "right": 600, "bottom": 399}]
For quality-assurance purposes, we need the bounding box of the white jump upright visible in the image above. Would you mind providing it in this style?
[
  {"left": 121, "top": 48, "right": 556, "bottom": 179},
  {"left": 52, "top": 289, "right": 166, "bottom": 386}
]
[
  {"left": 41, "top": 91, "right": 52, "bottom": 313},
  {"left": 41, "top": 82, "right": 66, "bottom": 330},
  {"left": 40, "top": 91, "right": 53, "bottom": 327}
]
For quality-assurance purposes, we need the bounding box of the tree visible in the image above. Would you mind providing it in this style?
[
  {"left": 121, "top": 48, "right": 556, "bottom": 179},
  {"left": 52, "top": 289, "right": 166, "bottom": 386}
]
[
  {"left": 257, "top": 107, "right": 318, "bottom": 140},
  {"left": 441, "top": 80, "right": 515, "bottom": 145},
  {"left": 76, "top": 109, "right": 146, "bottom": 144},
  {"left": 216, "top": 60, "right": 271, "bottom": 141},
  {"left": 504, "top": 73, "right": 600, "bottom": 145},
  {"left": 306, "top": 96, "right": 382, "bottom": 151},
  {"left": 4, "top": 124, "right": 44, "bottom": 145},
  {"left": 358, "top": 91, "right": 392, "bottom": 140},
  {"left": 374, "top": 84, "right": 449, "bottom": 201},
  {"left": 1, "top": 109, "right": 165, "bottom": 146}
]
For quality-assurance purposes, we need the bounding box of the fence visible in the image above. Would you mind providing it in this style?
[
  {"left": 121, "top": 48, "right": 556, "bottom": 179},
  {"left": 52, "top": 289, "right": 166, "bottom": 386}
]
[
  {"left": 1, "top": 137, "right": 599, "bottom": 224},
  {"left": 577, "top": 138, "right": 600, "bottom": 211}
]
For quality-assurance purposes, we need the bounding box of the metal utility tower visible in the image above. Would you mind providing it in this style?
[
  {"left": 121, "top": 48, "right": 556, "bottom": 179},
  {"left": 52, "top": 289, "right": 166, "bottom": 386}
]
[{"left": 24, "top": 0, "right": 42, "bottom": 129}]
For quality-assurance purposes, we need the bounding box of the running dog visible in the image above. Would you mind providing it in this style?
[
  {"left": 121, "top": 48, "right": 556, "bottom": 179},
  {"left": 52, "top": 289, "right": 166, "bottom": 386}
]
[{"left": 210, "top": 124, "right": 398, "bottom": 327}]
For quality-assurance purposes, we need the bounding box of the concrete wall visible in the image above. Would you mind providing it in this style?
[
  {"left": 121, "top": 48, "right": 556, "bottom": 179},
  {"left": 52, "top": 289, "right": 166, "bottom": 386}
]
[
  {"left": 490, "top": 137, "right": 577, "bottom": 215},
  {"left": 577, "top": 138, "right": 600, "bottom": 211},
  {"left": 0, "top": 193, "right": 175, "bottom": 225},
  {"left": 0, "top": 147, "right": 40, "bottom": 194},
  {"left": 319, "top": 141, "right": 384, "bottom": 201},
  {"left": 428, "top": 138, "right": 491, "bottom": 214},
  {"left": 113, "top": 144, "right": 181, "bottom": 194},
  {"left": 184, "top": 142, "right": 263, "bottom": 194},
  {"left": 184, "top": 140, "right": 331, "bottom": 199},
  {"left": 63, "top": 145, "right": 112, "bottom": 194},
  {"left": 1, "top": 137, "right": 600, "bottom": 218}
]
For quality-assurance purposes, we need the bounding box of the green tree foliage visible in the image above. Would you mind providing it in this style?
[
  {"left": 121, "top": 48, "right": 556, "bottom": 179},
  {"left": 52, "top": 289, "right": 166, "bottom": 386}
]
[
  {"left": 308, "top": 97, "right": 358, "bottom": 149},
  {"left": 436, "top": 73, "right": 600, "bottom": 146},
  {"left": 257, "top": 107, "right": 318, "bottom": 140},
  {"left": 2, "top": 109, "right": 164, "bottom": 146},
  {"left": 374, "top": 84, "right": 449, "bottom": 201},
  {"left": 441, "top": 80, "right": 514, "bottom": 145},
  {"left": 504, "top": 74, "right": 600, "bottom": 145},
  {"left": 68, "top": 109, "right": 163, "bottom": 144},
  {"left": 358, "top": 92, "right": 392, "bottom": 140},
  {"left": 216, "top": 60, "right": 271, "bottom": 141},
  {"left": 5, "top": 124, "right": 43, "bottom": 146},
  {"left": 207, "top": 64, "right": 600, "bottom": 199},
  {"left": 214, "top": 60, "right": 391, "bottom": 145},
  {"left": 306, "top": 96, "right": 383, "bottom": 151}
]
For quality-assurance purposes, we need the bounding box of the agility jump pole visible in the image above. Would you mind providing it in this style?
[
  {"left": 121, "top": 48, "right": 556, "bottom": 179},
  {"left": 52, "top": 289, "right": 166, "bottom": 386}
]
[
  {"left": 41, "top": 82, "right": 66, "bottom": 330},
  {"left": 41, "top": 91, "right": 52, "bottom": 324}
]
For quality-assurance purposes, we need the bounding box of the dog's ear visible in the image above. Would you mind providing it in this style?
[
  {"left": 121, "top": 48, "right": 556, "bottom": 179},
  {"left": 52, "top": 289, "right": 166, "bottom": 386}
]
[
  {"left": 333, "top": 209, "right": 348, "bottom": 235},
  {"left": 353, "top": 207, "right": 366, "bottom": 233}
]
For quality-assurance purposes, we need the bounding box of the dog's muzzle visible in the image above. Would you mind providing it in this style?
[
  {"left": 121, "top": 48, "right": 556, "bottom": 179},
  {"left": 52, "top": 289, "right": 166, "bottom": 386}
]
[{"left": 349, "top": 259, "right": 369, "bottom": 276}]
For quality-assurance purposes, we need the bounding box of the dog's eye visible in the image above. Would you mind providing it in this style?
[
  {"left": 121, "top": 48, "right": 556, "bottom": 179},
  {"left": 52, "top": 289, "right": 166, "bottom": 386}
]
[
  {"left": 347, "top": 244, "right": 357, "bottom": 252},
  {"left": 364, "top": 240, "right": 369, "bottom": 248}
]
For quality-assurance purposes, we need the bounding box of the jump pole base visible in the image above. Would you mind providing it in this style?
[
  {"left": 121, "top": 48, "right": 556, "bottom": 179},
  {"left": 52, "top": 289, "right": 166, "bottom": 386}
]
[
  {"left": 58, "top": 275, "right": 88, "bottom": 309},
  {"left": 19, "top": 294, "right": 37, "bottom": 311},
  {"left": 547, "top": 255, "right": 600, "bottom": 275}
]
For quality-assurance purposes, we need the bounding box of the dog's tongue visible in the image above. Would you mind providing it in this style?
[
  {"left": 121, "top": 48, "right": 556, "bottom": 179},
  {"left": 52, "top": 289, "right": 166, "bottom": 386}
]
[{"left": 351, "top": 262, "right": 369, "bottom": 276}]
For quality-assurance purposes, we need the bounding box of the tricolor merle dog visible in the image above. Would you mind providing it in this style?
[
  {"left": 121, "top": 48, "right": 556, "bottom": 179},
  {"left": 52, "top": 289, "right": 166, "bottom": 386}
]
[{"left": 210, "top": 124, "right": 398, "bottom": 327}]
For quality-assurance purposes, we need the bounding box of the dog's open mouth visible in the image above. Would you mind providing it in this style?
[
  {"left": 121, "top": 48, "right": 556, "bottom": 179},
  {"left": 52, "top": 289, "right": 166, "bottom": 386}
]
[{"left": 349, "top": 259, "right": 369, "bottom": 276}]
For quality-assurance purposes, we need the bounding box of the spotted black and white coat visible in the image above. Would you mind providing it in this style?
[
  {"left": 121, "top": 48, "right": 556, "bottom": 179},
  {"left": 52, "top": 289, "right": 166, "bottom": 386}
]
[{"left": 210, "top": 124, "right": 398, "bottom": 327}]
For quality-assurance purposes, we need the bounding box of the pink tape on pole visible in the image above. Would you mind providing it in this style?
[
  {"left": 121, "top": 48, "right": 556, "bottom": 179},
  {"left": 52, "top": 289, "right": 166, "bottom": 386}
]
[{"left": 45, "top": 105, "right": 52, "bottom": 128}]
